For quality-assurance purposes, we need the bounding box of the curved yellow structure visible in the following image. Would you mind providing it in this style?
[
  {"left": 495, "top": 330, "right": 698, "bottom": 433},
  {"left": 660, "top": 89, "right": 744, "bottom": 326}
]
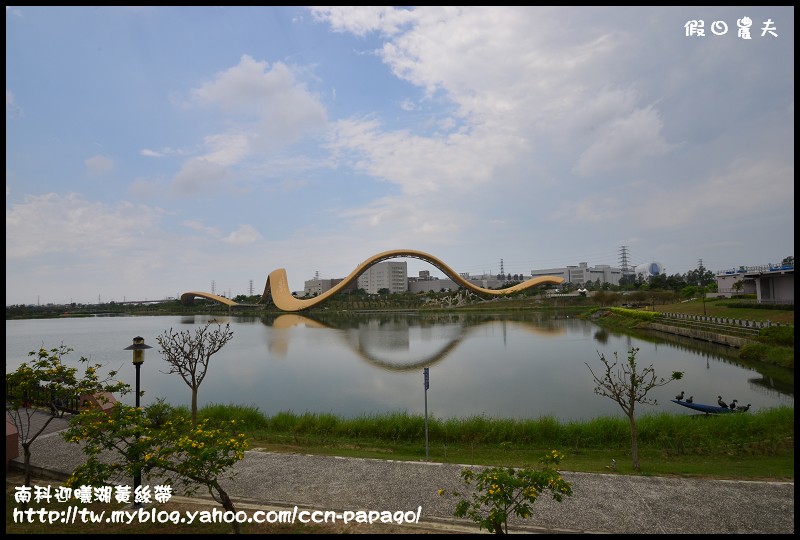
[
  {"left": 180, "top": 291, "right": 238, "bottom": 306},
  {"left": 181, "top": 249, "right": 564, "bottom": 312}
]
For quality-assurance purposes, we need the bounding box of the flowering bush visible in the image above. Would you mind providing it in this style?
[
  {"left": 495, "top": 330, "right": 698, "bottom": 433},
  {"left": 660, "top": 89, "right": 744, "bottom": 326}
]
[
  {"left": 64, "top": 404, "right": 248, "bottom": 533},
  {"left": 441, "top": 450, "right": 572, "bottom": 534}
]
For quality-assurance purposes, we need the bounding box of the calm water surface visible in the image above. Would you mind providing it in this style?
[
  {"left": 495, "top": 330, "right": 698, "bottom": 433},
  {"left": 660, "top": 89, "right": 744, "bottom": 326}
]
[{"left": 5, "top": 313, "right": 793, "bottom": 422}]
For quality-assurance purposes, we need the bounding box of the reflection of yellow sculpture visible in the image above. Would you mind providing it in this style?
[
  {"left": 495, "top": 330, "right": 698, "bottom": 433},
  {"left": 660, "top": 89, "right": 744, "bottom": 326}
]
[
  {"left": 267, "top": 314, "right": 567, "bottom": 370},
  {"left": 181, "top": 249, "right": 564, "bottom": 312}
]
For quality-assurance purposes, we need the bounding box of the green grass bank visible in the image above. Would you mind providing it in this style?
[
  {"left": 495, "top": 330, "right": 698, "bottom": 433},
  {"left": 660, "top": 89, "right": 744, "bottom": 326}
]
[{"left": 173, "top": 402, "right": 794, "bottom": 481}]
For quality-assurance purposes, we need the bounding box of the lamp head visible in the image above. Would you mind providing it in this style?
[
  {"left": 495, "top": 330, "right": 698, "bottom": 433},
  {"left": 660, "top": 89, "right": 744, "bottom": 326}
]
[{"left": 124, "top": 336, "right": 152, "bottom": 365}]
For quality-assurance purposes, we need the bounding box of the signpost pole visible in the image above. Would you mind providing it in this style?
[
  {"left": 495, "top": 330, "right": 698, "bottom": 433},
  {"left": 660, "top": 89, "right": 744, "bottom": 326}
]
[{"left": 423, "top": 367, "right": 429, "bottom": 462}]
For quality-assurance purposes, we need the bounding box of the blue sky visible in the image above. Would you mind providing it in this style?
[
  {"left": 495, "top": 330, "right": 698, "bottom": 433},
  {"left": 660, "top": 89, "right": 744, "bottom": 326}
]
[{"left": 6, "top": 6, "right": 794, "bottom": 305}]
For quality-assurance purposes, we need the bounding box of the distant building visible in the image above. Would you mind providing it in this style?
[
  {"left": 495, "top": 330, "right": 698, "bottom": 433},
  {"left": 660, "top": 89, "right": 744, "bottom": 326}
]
[
  {"left": 357, "top": 261, "right": 408, "bottom": 295},
  {"left": 407, "top": 275, "right": 508, "bottom": 294},
  {"left": 303, "top": 277, "right": 356, "bottom": 297},
  {"left": 715, "top": 263, "right": 794, "bottom": 304},
  {"left": 530, "top": 262, "right": 623, "bottom": 286}
]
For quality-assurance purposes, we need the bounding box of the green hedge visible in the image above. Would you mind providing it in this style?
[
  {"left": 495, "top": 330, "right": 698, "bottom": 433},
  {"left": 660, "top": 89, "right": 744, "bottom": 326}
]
[{"left": 726, "top": 302, "right": 794, "bottom": 311}]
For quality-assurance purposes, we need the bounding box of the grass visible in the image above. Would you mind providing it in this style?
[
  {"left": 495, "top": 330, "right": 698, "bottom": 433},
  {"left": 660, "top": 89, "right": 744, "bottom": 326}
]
[
  {"left": 651, "top": 297, "right": 794, "bottom": 325},
  {"left": 172, "top": 403, "right": 794, "bottom": 481}
]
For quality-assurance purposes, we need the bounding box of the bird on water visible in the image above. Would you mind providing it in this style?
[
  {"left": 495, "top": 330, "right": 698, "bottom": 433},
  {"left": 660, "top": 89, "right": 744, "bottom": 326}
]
[
  {"left": 717, "top": 396, "right": 728, "bottom": 408},
  {"left": 675, "top": 391, "right": 684, "bottom": 401},
  {"left": 686, "top": 396, "right": 693, "bottom": 403},
  {"left": 729, "top": 399, "right": 738, "bottom": 410},
  {"left": 738, "top": 404, "right": 751, "bottom": 412}
]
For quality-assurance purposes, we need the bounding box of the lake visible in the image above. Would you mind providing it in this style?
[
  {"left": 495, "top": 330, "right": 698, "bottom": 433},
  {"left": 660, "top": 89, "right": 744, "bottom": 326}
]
[{"left": 5, "top": 313, "right": 793, "bottom": 422}]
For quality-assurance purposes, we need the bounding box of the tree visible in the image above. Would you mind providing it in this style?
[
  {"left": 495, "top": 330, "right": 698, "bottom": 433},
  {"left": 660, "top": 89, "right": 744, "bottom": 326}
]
[
  {"left": 732, "top": 280, "right": 744, "bottom": 295},
  {"left": 64, "top": 403, "right": 248, "bottom": 534},
  {"left": 156, "top": 321, "right": 234, "bottom": 425},
  {"left": 585, "top": 347, "right": 683, "bottom": 471},
  {"left": 441, "top": 450, "right": 572, "bottom": 534},
  {"left": 5, "top": 345, "right": 130, "bottom": 489}
]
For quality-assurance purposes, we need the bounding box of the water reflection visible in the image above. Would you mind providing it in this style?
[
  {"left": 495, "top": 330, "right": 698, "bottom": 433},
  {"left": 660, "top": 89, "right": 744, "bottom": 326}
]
[
  {"left": 263, "top": 314, "right": 568, "bottom": 371},
  {"left": 6, "top": 313, "right": 793, "bottom": 422}
]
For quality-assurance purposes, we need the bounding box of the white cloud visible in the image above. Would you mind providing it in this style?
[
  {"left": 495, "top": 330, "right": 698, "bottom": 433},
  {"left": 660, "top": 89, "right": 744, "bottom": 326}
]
[
  {"left": 84, "top": 154, "right": 115, "bottom": 175},
  {"left": 224, "top": 224, "right": 262, "bottom": 244},
  {"left": 573, "top": 105, "right": 675, "bottom": 176},
  {"left": 189, "top": 54, "right": 327, "bottom": 145},
  {"left": 6, "top": 193, "right": 163, "bottom": 259},
  {"left": 169, "top": 158, "right": 231, "bottom": 197},
  {"left": 182, "top": 220, "right": 220, "bottom": 237},
  {"left": 309, "top": 6, "right": 416, "bottom": 37},
  {"left": 326, "top": 117, "right": 517, "bottom": 197},
  {"left": 6, "top": 89, "right": 22, "bottom": 117},
  {"left": 202, "top": 133, "right": 251, "bottom": 167}
]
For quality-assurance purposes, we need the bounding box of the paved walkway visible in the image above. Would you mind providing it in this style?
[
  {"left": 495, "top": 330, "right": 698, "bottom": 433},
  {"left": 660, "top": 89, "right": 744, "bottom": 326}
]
[{"left": 8, "top": 410, "right": 795, "bottom": 534}]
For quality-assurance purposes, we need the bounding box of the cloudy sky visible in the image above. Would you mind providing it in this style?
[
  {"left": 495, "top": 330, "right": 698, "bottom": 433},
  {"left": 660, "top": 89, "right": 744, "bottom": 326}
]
[{"left": 6, "top": 6, "right": 794, "bottom": 305}]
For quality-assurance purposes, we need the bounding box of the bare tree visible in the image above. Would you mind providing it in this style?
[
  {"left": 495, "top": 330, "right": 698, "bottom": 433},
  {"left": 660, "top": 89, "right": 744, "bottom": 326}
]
[
  {"left": 156, "top": 321, "right": 234, "bottom": 425},
  {"left": 585, "top": 347, "right": 683, "bottom": 471}
]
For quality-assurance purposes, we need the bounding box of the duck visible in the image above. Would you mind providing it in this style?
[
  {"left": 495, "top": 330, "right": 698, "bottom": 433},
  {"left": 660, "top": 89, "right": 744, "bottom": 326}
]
[
  {"left": 738, "top": 404, "right": 751, "bottom": 412},
  {"left": 686, "top": 396, "right": 693, "bottom": 404},
  {"left": 729, "top": 399, "right": 738, "bottom": 410},
  {"left": 717, "top": 396, "right": 728, "bottom": 408},
  {"left": 675, "top": 391, "right": 684, "bottom": 401}
]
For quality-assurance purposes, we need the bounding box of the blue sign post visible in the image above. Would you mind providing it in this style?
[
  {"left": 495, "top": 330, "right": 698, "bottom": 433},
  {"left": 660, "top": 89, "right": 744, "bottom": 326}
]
[{"left": 423, "top": 368, "right": 429, "bottom": 461}]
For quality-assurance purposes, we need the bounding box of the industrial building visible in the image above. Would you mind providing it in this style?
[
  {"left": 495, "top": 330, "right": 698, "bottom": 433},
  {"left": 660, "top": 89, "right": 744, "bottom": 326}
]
[{"left": 530, "top": 262, "right": 625, "bottom": 287}]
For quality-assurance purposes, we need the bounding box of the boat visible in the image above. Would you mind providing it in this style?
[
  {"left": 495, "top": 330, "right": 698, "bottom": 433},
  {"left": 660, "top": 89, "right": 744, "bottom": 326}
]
[{"left": 670, "top": 399, "right": 736, "bottom": 414}]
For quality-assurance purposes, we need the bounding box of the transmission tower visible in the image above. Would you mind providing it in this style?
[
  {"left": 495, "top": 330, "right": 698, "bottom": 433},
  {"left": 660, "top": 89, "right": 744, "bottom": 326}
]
[
  {"left": 211, "top": 280, "right": 216, "bottom": 295},
  {"left": 249, "top": 280, "right": 254, "bottom": 296},
  {"left": 500, "top": 258, "right": 505, "bottom": 277},
  {"left": 619, "top": 246, "right": 632, "bottom": 277}
]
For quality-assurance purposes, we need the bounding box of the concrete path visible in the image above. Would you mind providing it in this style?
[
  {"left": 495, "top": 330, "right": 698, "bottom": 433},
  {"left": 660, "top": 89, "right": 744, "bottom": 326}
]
[{"left": 8, "top": 410, "right": 795, "bottom": 534}]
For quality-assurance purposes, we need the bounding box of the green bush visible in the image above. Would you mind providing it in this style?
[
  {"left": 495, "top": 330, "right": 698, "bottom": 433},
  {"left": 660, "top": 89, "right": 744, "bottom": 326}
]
[
  {"left": 145, "top": 397, "right": 176, "bottom": 429},
  {"left": 609, "top": 307, "right": 660, "bottom": 321},
  {"left": 739, "top": 342, "right": 769, "bottom": 361},
  {"left": 727, "top": 302, "right": 794, "bottom": 311},
  {"left": 758, "top": 326, "right": 794, "bottom": 347}
]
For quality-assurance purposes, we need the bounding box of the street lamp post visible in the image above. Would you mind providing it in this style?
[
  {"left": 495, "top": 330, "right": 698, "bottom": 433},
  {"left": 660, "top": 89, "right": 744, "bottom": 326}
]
[{"left": 124, "top": 336, "right": 152, "bottom": 508}]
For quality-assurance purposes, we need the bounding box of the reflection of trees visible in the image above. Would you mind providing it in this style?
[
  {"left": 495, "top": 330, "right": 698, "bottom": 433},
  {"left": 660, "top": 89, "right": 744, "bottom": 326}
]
[
  {"left": 608, "top": 327, "right": 793, "bottom": 392},
  {"left": 748, "top": 376, "right": 795, "bottom": 397},
  {"left": 593, "top": 329, "right": 609, "bottom": 344}
]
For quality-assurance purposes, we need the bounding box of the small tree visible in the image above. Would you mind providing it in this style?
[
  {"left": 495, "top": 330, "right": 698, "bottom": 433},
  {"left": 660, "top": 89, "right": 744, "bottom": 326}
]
[
  {"left": 5, "top": 345, "right": 130, "bottom": 488},
  {"left": 732, "top": 280, "right": 744, "bottom": 296},
  {"left": 156, "top": 321, "right": 234, "bottom": 425},
  {"left": 441, "top": 450, "right": 573, "bottom": 534},
  {"left": 64, "top": 404, "right": 248, "bottom": 534},
  {"left": 586, "top": 347, "right": 683, "bottom": 471}
]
